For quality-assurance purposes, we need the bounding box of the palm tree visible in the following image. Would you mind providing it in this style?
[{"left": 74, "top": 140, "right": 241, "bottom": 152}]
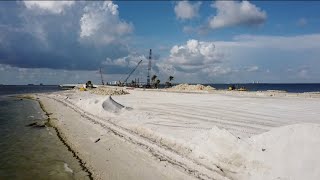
[
  {"left": 155, "top": 79, "right": 160, "bottom": 88},
  {"left": 165, "top": 75, "right": 174, "bottom": 88},
  {"left": 151, "top": 75, "right": 157, "bottom": 83},
  {"left": 169, "top": 76, "right": 174, "bottom": 82},
  {"left": 151, "top": 75, "right": 157, "bottom": 88}
]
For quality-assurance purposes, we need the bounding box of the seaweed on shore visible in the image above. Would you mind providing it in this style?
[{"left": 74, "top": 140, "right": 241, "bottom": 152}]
[
  {"left": 15, "top": 94, "right": 35, "bottom": 100},
  {"left": 26, "top": 122, "right": 46, "bottom": 128}
]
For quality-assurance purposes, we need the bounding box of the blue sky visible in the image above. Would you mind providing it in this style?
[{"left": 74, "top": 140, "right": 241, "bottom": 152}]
[{"left": 0, "top": 1, "right": 320, "bottom": 85}]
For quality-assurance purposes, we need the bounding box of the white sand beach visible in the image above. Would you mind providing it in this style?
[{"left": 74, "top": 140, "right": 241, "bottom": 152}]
[{"left": 36, "top": 86, "right": 320, "bottom": 180}]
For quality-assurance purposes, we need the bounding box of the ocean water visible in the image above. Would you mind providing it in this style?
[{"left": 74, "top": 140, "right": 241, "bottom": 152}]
[
  {"left": 206, "top": 83, "right": 320, "bottom": 93},
  {"left": 0, "top": 85, "right": 62, "bottom": 96},
  {"left": 158, "top": 83, "right": 320, "bottom": 93},
  {"left": 0, "top": 86, "right": 90, "bottom": 179}
]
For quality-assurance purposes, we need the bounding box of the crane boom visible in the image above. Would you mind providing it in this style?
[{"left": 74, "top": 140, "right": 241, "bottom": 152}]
[
  {"left": 124, "top": 60, "right": 143, "bottom": 84},
  {"left": 147, "top": 49, "right": 152, "bottom": 87}
]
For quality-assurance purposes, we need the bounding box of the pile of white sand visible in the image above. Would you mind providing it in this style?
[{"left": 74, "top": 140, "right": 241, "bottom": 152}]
[
  {"left": 90, "top": 87, "right": 129, "bottom": 96},
  {"left": 169, "top": 84, "right": 215, "bottom": 92},
  {"left": 188, "top": 123, "right": 320, "bottom": 180}
]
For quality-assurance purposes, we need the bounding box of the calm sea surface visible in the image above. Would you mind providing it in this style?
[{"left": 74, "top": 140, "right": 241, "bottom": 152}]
[
  {"left": 0, "top": 85, "right": 62, "bottom": 96},
  {"left": 207, "top": 83, "right": 320, "bottom": 93},
  {"left": 0, "top": 85, "right": 90, "bottom": 180}
]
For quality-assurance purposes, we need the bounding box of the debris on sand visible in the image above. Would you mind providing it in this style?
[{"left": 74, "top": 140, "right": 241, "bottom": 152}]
[
  {"left": 101, "top": 96, "right": 132, "bottom": 113},
  {"left": 90, "top": 87, "right": 129, "bottom": 96}
]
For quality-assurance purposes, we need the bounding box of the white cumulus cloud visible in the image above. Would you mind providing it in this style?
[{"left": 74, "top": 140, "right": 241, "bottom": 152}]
[
  {"left": 79, "top": 1, "right": 133, "bottom": 44},
  {"left": 23, "top": 1, "right": 74, "bottom": 14},
  {"left": 169, "top": 39, "right": 221, "bottom": 65},
  {"left": 161, "top": 34, "right": 320, "bottom": 83},
  {"left": 174, "top": 1, "right": 201, "bottom": 20},
  {"left": 209, "top": 1, "right": 266, "bottom": 29},
  {"left": 166, "top": 39, "right": 225, "bottom": 73}
]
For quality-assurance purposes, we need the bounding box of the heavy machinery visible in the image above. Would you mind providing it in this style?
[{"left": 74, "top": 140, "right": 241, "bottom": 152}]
[
  {"left": 122, "top": 60, "right": 143, "bottom": 86},
  {"left": 99, "top": 67, "right": 104, "bottom": 85},
  {"left": 146, "top": 49, "right": 152, "bottom": 88}
]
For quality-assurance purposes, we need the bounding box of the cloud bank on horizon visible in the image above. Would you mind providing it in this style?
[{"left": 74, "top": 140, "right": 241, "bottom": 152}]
[{"left": 0, "top": 0, "right": 320, "bottom": 84}]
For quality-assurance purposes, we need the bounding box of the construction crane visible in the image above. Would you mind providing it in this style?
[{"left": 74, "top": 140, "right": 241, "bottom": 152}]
[
  {"left": 124, "top": 60, "right": 143, "bottom": 85},
  {"left": 99, "top": 67, "right": 104, "bottom": 85},
  {"left": 146, "top": 49, "right": 152, "bottom": 88}
]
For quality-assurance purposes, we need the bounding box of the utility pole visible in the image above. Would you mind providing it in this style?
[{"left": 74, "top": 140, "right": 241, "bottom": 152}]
[{"left": 147, "top": 49, "right": 152, "bottom": 88}]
